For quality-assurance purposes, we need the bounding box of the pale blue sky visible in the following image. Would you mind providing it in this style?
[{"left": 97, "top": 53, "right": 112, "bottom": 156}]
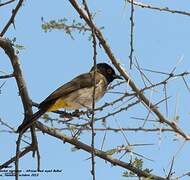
[{"left": 1, "top": 1, "right": 190, "bottom": 180}]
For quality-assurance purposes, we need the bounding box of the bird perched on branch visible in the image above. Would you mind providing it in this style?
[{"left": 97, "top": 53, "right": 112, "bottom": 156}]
[{"left": 17, "top": 63, "right": 122, "bottom": 133}]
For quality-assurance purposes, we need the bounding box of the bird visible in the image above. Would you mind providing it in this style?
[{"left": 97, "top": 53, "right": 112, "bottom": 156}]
[{"left": 17, "top": 63, "right": 122, "bottom": 133}]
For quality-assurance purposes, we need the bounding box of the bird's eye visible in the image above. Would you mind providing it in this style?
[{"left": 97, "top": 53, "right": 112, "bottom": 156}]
[{"left": 107, "top": 69, "right": 112, "bottom": 74}]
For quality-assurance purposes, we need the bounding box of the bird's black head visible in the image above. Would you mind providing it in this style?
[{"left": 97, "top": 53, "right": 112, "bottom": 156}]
[{"left": 90, "top": 63, "right": 122, "bottom": 84}]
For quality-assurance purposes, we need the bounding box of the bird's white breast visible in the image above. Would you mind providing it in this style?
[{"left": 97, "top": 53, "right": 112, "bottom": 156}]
[{"left": 62, "top": 79, "right": 107, "bottom": 110}]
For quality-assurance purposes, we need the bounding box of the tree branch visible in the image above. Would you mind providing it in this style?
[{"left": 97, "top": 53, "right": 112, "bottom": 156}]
[
  {"left": 0, "top": 37, "right": 39, "bottom": 178},
  {"left": 0, "top": 0, "right": 24, "bottom": 36},
  {"left": 68, "top": 0, "right": 190, "bottom": 140},
  {"left": 0, "top": 0, "right": 15, "bottom": 7},
  {"left": 35, "top": 122, "right": 166, "bottom": 180},
  {"left": 127, "top": 0, "right": 190, "bottom": 17},
  {"left": 0, "top": 146, "right": 34, "bottom": 170},
  {"left": 82, "top": 1, "right": 97, "bottom": 179}
]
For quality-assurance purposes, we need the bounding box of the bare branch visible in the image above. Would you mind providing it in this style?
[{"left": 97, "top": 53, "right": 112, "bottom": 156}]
[
  {"left": 127, "top": 0, "right": 190, "bottom": 17},
  {"left": 68, "top": 0, "right": 190, "bottom": 140},
  {"left": 0, "top": 37, "right": 40, "bottom": 178},
  {"left": 0, "top": 146, "right": 34, "bottom": 170},
  {"left": 0, "top": 0, "right": 24, "bottom": 36},
  {"left": 129, "top": 0, "right": 134, "bottom": 69},
  {"left": 55, "top": 127, "right": 174, "bottom": 133},
  {"left": 0, "top": 118, "right": 16, "bottom": 132},
  {"left": 35, "top": 122, "right": 166, "bottom": 180},
  {"left": 0, "top": 73, "right": 14, "bottom": 79},
  {"left": 0, "top": 0, "right": 15, "bottom": 7},
  {"left": 82, "top": 1, "right": 97, "bottom": 179}
]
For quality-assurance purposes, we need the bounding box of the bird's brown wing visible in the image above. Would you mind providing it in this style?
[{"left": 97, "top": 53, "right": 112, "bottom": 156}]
[
  {"left": 17, "top": 71, "right": 105, "bottom": 133},
  {"left": 39, "top": 71, "right": 103, "bottom": 109}
]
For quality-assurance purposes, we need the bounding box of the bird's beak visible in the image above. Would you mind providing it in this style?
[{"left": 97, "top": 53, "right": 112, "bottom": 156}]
[{"left": 113, "top": 74, "right": 123, "bottom": 80}]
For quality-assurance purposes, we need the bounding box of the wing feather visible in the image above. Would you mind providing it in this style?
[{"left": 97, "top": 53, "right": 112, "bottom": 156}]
[{"left": 39, "top": 71, "right": 103, "bottom": 109}]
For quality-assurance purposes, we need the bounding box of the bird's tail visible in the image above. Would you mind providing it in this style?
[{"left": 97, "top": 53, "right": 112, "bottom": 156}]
[{"left": 17, "top": 109, "right": 47, "bottom": 133}]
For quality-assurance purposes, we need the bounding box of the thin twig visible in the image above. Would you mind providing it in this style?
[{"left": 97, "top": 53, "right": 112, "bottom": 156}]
[
  {"left": 0, "top": 0, "right": 24, "bottom": 36},
  {"left": 0, "top": 0, "right": 15, "bottom": 7},
  {"left": 83, "top": 1, "right": 97, "bottom": 179},
  {"left": 134, "top": 58, "right": 153, "bottom": 87},
  {"left": 68, "top": 0, "right": 190, "bottom": 140},
  {"left": 55, "top": 127, "right": 174, "bottom": 133},
  {"left": 163, "top": 83, "right": 168, "bottom": 117},
  {"left": 95, "top": 100, "right": 140, "bottom": 121},
  {"left": 129, "top": 0, "right": 134, "bottom": 69},
  {"left": 0, "top": 146, "right": 34, "bottom": 170},
  {"left": 0, "top": 37, "right": 40, "bottom": 178},
  {"left": 167, "top": 157, "right": 174, "bottom": 179},
  {"left": 0, "top": 81, "right": 6, "bottom": 92},
  {"left": 0, "top": 118, "right": 16, "bottom": 132},
  {"left": 15, "top": 133, "right": 22, "bottom": 180},
  {"left": 182, "top": 76, "right": 190, "bottom": 92},
  {"left": 35, "top": 122, "right": 166, "bottom": 180},
  {"left": 36, "top": 147, "right": 41, "bottom": 171},
  {"left": 100, "top": 126, "right": 107, "bottom": 150},
  {"left": 0, "top": 73, "right": 14, "bottom": 79},
  {"left": 127, "top": 0, "right": 190, "bottom": 17}
]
